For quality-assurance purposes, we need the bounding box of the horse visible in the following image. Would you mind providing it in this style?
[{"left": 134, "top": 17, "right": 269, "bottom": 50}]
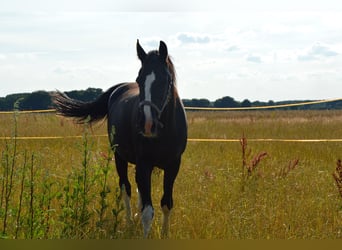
[{"left": 53, "top": 40, "right": 188, "bottom": 238}]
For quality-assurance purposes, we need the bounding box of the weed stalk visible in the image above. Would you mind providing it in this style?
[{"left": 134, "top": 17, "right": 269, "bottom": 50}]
[
  {"left": 15, "top": 150, "right": 28, "bottom": 239},
  {"left": 239, "top": 134, "right": 267, "bottom": 189},
  {"left": 333, "top": 159, "right": 342, "bottom": 201},
  {"left": 29, "top": 153, "right": 35, "bottom": 239},
  {"left": 1, "top": 100, "right": 21, "bottom": 236}
]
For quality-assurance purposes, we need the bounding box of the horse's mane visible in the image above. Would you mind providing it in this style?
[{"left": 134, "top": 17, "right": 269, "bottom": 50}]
[{"left": 166, "top": 55, "right": 177, "bottom": 86}]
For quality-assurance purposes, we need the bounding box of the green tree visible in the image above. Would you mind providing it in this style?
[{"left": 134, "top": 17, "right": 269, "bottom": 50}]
[
  {"left": 214, "top": 96, "right": 239, "bottom": 108},
  {"left": 241, "top": 99, "right": 251, "bottom": 107},
  {"left": 21, "top": 91, "right": 52, "bottom": 110}
]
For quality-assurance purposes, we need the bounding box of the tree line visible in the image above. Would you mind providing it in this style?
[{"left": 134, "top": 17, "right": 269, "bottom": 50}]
[
  {"left": 183, "top": 96, "right": 342, "bottom": 110},
  {"left": 0, "top": 88, "right": 103, "bottom": 111},
  {"left": 1, "top": 88, "right": 342, "bottom": 111}
]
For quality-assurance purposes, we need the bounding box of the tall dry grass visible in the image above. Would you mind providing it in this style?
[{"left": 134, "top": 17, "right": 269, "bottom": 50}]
[{"left": 0, "top": 110, "right": 342, "bottom": 238}]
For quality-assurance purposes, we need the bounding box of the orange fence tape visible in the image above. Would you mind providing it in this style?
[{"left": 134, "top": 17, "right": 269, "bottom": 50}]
[{"left": 0, "top": 136, "right": 341, "bottom": 143}]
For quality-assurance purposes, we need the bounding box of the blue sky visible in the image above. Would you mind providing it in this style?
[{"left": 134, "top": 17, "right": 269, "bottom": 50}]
[{"left": 1, "top": 0, "right": 342, "bottom": 101}]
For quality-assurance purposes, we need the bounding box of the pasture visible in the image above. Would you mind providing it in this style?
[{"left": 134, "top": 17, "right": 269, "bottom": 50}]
[{"left": 0, "top": 110, "right": 342, "bottom": 239}]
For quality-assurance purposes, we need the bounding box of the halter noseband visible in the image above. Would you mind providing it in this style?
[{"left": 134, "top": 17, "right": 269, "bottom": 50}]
[
  {"left": 139, "top": 79, "right": 172, "bottom": 121},
  {"left": 139, "top": 100, "right": 163, "bottom": 118}
]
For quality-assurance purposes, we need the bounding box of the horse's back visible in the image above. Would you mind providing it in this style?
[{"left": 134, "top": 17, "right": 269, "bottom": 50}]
[{"left": 107, "top": 82, "right": 140, "bottom": 162}]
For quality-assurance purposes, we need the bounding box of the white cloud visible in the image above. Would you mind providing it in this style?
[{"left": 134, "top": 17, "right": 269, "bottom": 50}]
[
  {"left": 298, "top": 43, "right": 339, "bottom": 61},
  {"left": 246, "top": 54, "right": 262, "bottom": 63},
  {"left": 177, "top": 33, "right": 211, "bottom": 45},
  {"left": 226, "top": 45, "right": 240, "bottom": 53}
]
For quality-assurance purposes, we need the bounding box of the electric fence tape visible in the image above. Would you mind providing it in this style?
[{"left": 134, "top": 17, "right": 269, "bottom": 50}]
[{"left": 1, "top": 97, "right": 342, "bottom": 142}]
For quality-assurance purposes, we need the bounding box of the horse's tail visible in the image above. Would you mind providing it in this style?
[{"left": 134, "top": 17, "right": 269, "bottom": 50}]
[{"left": 52, "top": 85, "right": 118, "bottom": 124}]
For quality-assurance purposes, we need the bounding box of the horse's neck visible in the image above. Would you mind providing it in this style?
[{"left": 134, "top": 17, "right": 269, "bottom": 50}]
[{"left": 162, "top": 89, "right": 178, "bottom": 129}]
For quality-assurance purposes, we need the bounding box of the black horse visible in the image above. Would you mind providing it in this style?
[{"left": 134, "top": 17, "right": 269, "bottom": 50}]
[{"left": 53, "top": 40, "right": 187, "bottom": 238}]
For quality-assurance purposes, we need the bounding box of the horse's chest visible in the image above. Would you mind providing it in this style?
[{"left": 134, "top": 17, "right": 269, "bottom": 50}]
[{"left": 138, "top": 139, "right": 172, "bottom": 156}]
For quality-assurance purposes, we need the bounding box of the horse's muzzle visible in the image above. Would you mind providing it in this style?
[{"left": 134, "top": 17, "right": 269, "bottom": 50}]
[
  {"left": 139, "top": 117, "right": 164, "bottom": 138},
  {"left": 138, "top": 101, "right": 164, "bottom": 138},
  {"left": 143, "top": 118, "right": 155, "bottom": 137}
]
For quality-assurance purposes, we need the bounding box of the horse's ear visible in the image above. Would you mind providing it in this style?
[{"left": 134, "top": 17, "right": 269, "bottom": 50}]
[
  {"left": 137, "top": 39, "right": 146, "bottom": 63},
  {"left": 159, "top": 40, "right": 168, "bottom": 63}
]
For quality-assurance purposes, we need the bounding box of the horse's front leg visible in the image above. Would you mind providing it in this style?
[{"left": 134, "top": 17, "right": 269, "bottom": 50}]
[
  {"left": 135, "top": 160, "right": 154, "bottom": 238},
  {"left": 161, "top": 157, "right": 181, "bottom": 237}
]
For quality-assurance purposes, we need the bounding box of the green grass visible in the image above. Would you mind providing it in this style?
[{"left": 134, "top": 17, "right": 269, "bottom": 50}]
[{"left": 0, "top": 110, "right": 342, "bottom": 239}]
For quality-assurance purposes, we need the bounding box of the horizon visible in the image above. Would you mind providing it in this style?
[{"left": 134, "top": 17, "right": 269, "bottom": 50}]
[
  {"left": 1, "top": 1, "right": 342, "bottom": 102},
  {"left": 0, "top": 87, "right": 336, "bottom": 104}
]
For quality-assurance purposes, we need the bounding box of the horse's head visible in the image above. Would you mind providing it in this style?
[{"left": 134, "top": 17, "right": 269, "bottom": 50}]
[{"left": 136, "top": 40, "right": 175, "bottom": 138}]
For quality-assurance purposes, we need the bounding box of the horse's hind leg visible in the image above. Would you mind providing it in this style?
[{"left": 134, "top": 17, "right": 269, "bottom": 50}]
[
  {"left": 161, "top": 157, "right": 181, "bottom": 237},
  {"left": 114, "top": 152, "right": 132, "bottom": 222}
]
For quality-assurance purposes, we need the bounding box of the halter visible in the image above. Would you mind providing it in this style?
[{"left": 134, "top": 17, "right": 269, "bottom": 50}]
[{"left": 138, "top": 78, "right": 172, "bottom": 123}]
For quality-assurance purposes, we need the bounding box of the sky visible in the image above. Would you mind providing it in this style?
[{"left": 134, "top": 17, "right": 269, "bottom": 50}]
[{"left": 1, "top": 0, "right": 342, "bottom": 102}]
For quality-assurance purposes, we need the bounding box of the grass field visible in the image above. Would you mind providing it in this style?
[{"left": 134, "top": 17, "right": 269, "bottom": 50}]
[{"left": 0, "top": 110, "right": 342, "bottom": 239}]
